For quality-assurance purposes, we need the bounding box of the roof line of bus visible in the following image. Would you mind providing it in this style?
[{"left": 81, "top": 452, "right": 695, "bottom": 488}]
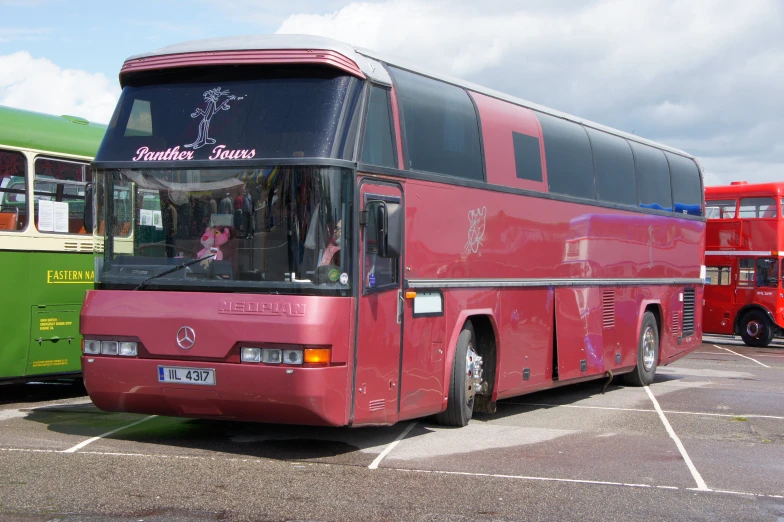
[
  {"left": 122, "top": 34, "right": 694, "bottom": 160},
  {"left": 705, "top": 182, "right": 784, "bottom": 197},
  {"left": 0, "top": 105, "right": 106, "bottom": 158}
]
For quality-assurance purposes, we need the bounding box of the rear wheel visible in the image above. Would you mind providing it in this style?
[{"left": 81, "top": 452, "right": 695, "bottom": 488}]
[
  {"left": 739, "top": 310, "right": 774, "bottom": 347},
  {"left": 623, "top": 311, "right": 659, "bottom": 386},
  {"left": 436, "top": 322, "right": 483, "bottom": 427}
]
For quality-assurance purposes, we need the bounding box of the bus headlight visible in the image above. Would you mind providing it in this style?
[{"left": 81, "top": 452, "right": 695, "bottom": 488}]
[
  {"left": 261, "top": 348, "right": 282, "bottom": 364},
  {"left": 283, "top": 349, "right": 303, "bottom": 365},
  {"left": 119, "top": 342, "right": 138, "bottom": 357},
  {"left": 83, "top": 339, "right": 101, "bottom": 355},
  {"left": 241, "top": 347, "right": 261, "bottom": 363},
  {"left": 101, "top": 341, "right": 119, "bottom": 355}
]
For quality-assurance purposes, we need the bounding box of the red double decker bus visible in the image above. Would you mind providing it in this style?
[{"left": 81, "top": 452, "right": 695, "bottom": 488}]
[
  {"left": 81, "top": 35, "right": 705, "bottom": 427},
  {"left": 703, "top": 181, "right": 784, "bottom": 346}
]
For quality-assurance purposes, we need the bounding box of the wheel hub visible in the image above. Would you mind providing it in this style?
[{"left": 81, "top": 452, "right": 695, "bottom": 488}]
[
  {"left": 465, "top": 342, "right": 484, "bottom": 406},
  {"left": 642, "top": 326, "right": 656, "bottom": 372},
  {"left": 746, "top": 320, "right": 762, "bottom": 338}
]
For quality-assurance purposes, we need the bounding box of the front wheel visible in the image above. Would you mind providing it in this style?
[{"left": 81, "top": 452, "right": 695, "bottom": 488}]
[
  {"left": 436, "top": 322, "right": 484, "bottom": 427},
  {"left": 739, "top": 310, "right": 774, "bottom": 347},
  {"left": 623, "top": 311, "right": 659, "bottom": 386}
]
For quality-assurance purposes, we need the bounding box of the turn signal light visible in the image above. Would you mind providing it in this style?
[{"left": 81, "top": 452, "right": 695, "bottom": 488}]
[{"left": 303, "top": 348, "right": 330, "bottom": 364}]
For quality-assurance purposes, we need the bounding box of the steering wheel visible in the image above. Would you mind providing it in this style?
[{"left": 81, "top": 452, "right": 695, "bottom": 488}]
[{"left": 137, "top": 243, "right": 198, "bottom": 258}]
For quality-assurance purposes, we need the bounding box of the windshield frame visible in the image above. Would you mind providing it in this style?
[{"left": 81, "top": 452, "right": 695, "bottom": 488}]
[{"left": 95, "top": 164, "right": 356, "bottom": 297}]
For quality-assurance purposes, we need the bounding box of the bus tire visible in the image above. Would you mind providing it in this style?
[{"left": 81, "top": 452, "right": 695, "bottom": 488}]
[
  {"left": 436, "top": 322, "right": 478, "bottom": 427},
  {"left": 739, "top": 310, "right": 774, "bottom": 347},
  {"left": 622, "top": 311, "right": 659, "bottom": 387}
]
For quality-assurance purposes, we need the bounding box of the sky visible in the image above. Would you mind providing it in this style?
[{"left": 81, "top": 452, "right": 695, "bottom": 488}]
[{"left": 1, "top": 0, "right": 782, "bottom": 186}]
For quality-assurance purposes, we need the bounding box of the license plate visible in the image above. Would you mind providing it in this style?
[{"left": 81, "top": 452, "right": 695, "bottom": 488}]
[{"left": 158, "top": 366, "right": 216, "bottom": 386}]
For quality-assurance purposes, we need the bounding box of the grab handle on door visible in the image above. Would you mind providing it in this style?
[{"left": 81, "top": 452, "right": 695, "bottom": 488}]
[{"left": 397, "top": 290, "right": 403, "bottom": 325}]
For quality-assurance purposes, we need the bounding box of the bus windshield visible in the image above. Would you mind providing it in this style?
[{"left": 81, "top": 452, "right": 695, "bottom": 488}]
[
  {"left": 95, "top": 166, "right": 353, "bottom": 295},
  {"left": 96, "top": 68, "right": 362, "bottom": 162}
]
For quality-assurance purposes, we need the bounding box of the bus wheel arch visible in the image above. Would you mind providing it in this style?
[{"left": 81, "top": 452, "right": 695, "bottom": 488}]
[
  {"left": 437, "top": 313, "right": 498, "bottom": 426},
  {"left": 623, "top": 304, "right": 661, "bottom": 386}
]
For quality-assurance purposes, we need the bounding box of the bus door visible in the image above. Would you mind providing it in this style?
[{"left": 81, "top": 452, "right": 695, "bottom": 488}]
[
  {"left": 734, "top": 257, "right": 756, "bottom": 307},
  {"left": 352, "top": 181, "right": 403, "bottom": 425}
]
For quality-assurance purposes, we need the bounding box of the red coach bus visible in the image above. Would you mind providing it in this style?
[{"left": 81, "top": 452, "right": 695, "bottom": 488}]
[
  {"left": 81, "top": 35, "right": 705, "bottom": 427},
  {"left": 704, "top": 181, "right": 784, "bottom": 347}
]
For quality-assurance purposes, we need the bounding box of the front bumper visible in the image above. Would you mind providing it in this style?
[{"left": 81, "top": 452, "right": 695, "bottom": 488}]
[{"left": 82, "top": 356, "right": 350, "bottom": 426}]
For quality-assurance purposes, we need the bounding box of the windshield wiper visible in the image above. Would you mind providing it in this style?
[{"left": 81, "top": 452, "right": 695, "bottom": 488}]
[{"left": 134, "top": 253, "right": 215, "bottom": 290}]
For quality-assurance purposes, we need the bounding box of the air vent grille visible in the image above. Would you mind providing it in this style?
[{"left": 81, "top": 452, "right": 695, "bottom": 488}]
[
  {"left": 602, "top": 290, "right": 615, "bottom": 330},
  {"left": 369, "top": 399, "right": 385, "bottom": 412},
  {"left": 671, "top": 312, "right": 680, "bottom": 334},
  {"left": 682, "top": 289, "right": 696, "bottom": 336}
]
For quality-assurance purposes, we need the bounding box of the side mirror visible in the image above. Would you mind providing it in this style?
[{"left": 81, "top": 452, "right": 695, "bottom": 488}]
[
  {"left": 83, "top": 183, "right": 94, "bottom": 233},
  {"left": 366, "top": 200, "right": 401, "bottom": 259}
]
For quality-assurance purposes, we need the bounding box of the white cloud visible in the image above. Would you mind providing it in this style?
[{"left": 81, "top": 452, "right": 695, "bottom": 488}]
[
  {"left": 276, "top": 0, "right": 784, "bottom": 184},
  {"left": 0, "top": 51, "right": 120, "bottom": 123}
]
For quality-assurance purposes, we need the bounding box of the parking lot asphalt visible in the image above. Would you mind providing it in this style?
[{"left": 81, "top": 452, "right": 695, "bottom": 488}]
[{"left": 1, "top": 336, "right": 782, "bottom": 521}]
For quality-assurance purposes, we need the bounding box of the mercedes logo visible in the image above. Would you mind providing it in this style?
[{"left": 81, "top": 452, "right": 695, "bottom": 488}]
[{"left": 176, "top": 326, "right": 196, "bottom": 350}]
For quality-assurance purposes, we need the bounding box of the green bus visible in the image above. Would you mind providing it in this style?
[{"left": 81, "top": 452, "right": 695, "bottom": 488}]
[{"left": 0, "top": 105, "right": 106, "bottom": 383}]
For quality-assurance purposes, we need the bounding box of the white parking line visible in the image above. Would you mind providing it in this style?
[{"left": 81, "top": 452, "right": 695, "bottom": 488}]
[
  {"left": 61, "top": 415, "right": 157, "bottom": 453},
  {"left": 368, "top": 421, "right": 416, "bottom": 470},
  {"left": 713, "top": 345, "right": 771, "bottom": 368},
  {"left": 695, "top": 351, "right": 784, "bottom": 358},
  {"left": 4, "top": 446, "right": 783, "bottom": 500},
  {"left": 399, "top": 469, "right": 783, "bottom": 499},
  {"left": 503, "top": 402, "right": 784, "bottom": 420},
  {"left": 644, "top": 385, "right": 709, "bottom": 491}
]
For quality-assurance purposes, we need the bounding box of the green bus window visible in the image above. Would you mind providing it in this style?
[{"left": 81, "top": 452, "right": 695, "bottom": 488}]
[
  {"left": 33, "top": 157, "right": 92, "bottom": 235},
  {"left": 0, "top": 148, "right": 27, "bottom": 231}
]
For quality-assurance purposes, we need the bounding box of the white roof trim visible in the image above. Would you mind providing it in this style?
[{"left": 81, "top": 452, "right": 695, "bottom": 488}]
[{"left": 125, "top": 34, "right": 391, "bottom": 85}]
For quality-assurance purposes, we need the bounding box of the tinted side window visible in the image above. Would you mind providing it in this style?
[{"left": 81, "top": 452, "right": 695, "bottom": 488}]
[
  {"left": 630, "top": 142, "right": 672, "bottom": 212},
  {"left": 388, "top": 67, "right": 483, "bottom": 180},
  {"left": 586, "top": 128, "right": 636, "bottom": 206},
  {"left": 361, "top": 86, "right": 396, "bottom": 168},
  {"left": 666, "top": 152, "right": 702, "bottom": 216},
  {"left": 537, "top": 113, "right": 595, "bottom": 199},
  {"left": 512, "top": 132, "right": 542, "bottom": 181}
]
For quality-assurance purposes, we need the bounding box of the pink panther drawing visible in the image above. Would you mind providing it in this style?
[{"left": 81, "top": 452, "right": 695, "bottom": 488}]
[{"left": 185, "top": 87, "right": 236, "bottom": 150}]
